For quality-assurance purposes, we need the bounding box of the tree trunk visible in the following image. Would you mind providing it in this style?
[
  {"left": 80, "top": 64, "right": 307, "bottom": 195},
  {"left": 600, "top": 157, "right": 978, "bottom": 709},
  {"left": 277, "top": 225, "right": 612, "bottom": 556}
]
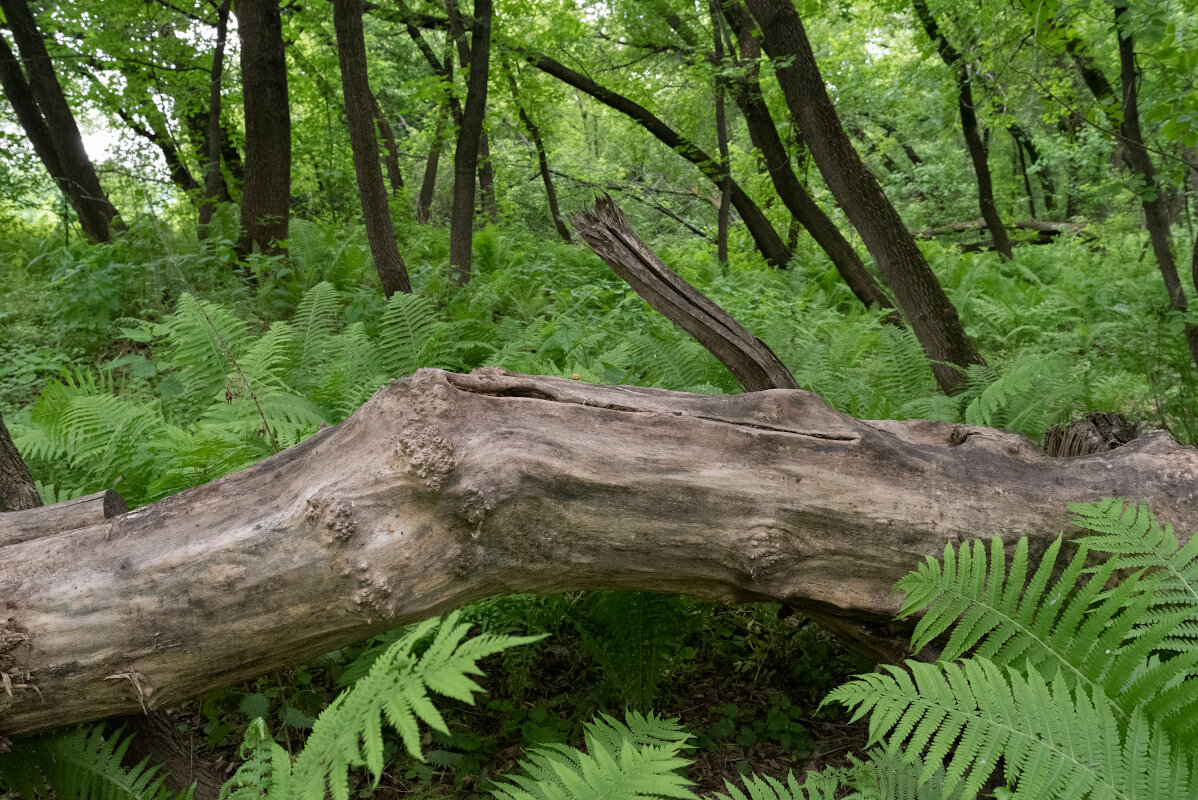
[
  {"left": 0, "top": 0, "right": 122, "bottom": 243},
  {"left": 1112, "top": 5, "right": 1198, "bottom": 371},
  {"left": 712, "top": 0, "right": 731, "bottom": 266},
  {"left": 524, "top": 49, "right": 793, "bottom": 269},
  {"left": 446, "top": 0, "right": 492, "bottom": 285},
  {"left": 721, "top": 0, "right": 895, "bottom": 314},
  {"left": 743, "top": 0, "right": 983, "bottom": 395},
  {"left": 416, "top": 108, "right": 447, "bottom": 224},
  {"left": 0, "top": 412, "right": 40, "bottom": 513},
  {"left": 372, "top": 93, "right": 405, "bottom": 198},
  {"left": 911, "top": 0, "right": 1012, "bottom": 258},
  {"left": 1009, "top": 123, "right": 1055, "bottom": 214},
  {"left": 2, "top": 366, "right": 1196, "bottom": 737},
  {"left": 478, "top": 132, "right": 499, "bottom": 224},
  {"left": 234, "top": 0, "right": 291, "bottom": 259},
  {"left": 505, "top": 65, "right": 570, "bottom": 242},
  {"left": 198, "top": 0, "right": 232, "bottom": 232},
  {"left": 333, "top": 0, "right": 412, "bottom": 297}
]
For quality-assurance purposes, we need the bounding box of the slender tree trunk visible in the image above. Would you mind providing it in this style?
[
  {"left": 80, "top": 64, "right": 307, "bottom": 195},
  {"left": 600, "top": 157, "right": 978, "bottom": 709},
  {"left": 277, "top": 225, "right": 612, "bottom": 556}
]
[
  {"left": 1013, "top": 129, "right": 1037, "bottom": 219},
  {"left": 372, "top": 93, "right": 405, "bottom": 198},
  {"left": 446, "top": 0, "right": 492, "bottom": 285},
  {"left": 199, "top": 0, "right": 233, "bottom": 232},
  {"left": 0, "top": 0, "right": 122, "bottom": 242},
  {"left": 0, "top": 412, "right": 40, "bottom": 513},
  {"left": 108, "top": 104, "right": 200, "bottom": 195},
  {"left": 1112, "top": 5, "right": 1198, "bottom": 370},
  {"left": 721, "top": 0, "right": 895, "bottom": 313},
  {"left": 912, "top": 0, "right": 1012, "bottom": 258},
  {"left": 477, "top": 132, "right": 499, "bottom": 223},
  {"left": 744, "top": 0, "right": 982, "bottom": 394},
  {"left": 333, "top": 0, "right": 412, "bottom": 296},
  {"left": 711, "top": 0, "right": 731, "bottom": 266},
  {"left": 505, "top": 65, "right": 570, "bottom": 242},
  {"left": 417, "top": 108, "right": 447, "bottom": 224},
  {"left": 525, "top": 49, "right": 792, "bottom": 268},
  {"left": 234, "top": 0, "right": 291, "bottom": 260},
  {"left": 1009, "top": 123, "right": 1055, "bottom": 214}
]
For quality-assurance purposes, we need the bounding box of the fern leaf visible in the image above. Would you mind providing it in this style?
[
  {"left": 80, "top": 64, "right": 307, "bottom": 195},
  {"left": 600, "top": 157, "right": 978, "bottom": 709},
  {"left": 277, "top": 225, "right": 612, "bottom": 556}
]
[
  {"left": 896, "top": 534, "right": 1198, "bottom": 741},
  {"left": 827, "top": 658, "right": 1193, "bottom": 800},
  {"left": 0, "top": 726, "right": 192, "bottom": 800},
  {"left": 489, "top": 712, "right": 697, "bottom": 800},
  {"left": 229, "top": 612, "right": 540, "bottom": 800}
]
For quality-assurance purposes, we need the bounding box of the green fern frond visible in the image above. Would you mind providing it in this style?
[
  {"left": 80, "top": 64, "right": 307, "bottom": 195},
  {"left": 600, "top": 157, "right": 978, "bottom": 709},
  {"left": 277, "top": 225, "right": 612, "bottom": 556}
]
[
  {"left": 223, "top": 612, "right": 540, "bottom": 800},
  {"left": 827, "top": 657, "right": 1194, "bottom": 800},
  {"left": 291, "top": 282, "right": 343, "bottom": 374},
  {"left": 489, "top": 712, "right": 697, "bottom": 800},
  {"left": 377, "top": 292, "right": 449, "bottom": 377},
  {"left": 896, "top": 534, "right": 1198, "bottom": 740},
  {"left": 711, "top": 770, "right": 843, "bottom": 800},
  {"left": 1069, "top": 499, "right": 1198, "bottom": 624},
  {"left": 163, "top": 294, "right": 252, "bottom": 397},
  {"left": 0, "top": 726, "right": 192, "bottom": 800}
]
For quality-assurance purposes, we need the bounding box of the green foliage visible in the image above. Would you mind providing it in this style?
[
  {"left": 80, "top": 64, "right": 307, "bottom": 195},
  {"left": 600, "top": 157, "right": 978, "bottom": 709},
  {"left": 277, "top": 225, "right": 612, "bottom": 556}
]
[
  {"left": 489, "top": 712, "right": 696, "bottom": 800},
  {"left": 826, "top": 500, "right": 1198, "bottom": 798},
  {"left": 219, "top": 612, "right": 541, "bottom": 800},
  {"left": 0, "top": 726, "right": 192, "bottom": 800}
]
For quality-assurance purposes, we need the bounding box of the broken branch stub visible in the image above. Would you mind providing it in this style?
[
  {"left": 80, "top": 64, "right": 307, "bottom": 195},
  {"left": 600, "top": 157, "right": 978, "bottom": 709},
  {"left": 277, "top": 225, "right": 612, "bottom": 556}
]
[{"left": 570, "top": 196, "right": 798, "bottom": 392}]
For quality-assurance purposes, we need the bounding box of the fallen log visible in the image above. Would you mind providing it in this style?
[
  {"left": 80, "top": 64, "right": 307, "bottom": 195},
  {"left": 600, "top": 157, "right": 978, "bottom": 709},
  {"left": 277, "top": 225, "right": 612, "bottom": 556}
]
[{"left": 2, "top": 367, "right": 1196, "bottom": 736}]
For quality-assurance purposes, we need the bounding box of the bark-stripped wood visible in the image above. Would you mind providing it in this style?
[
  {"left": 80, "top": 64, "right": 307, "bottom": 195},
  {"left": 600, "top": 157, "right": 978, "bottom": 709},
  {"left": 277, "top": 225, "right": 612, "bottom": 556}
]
[
  {"left": 2, "top": 367, "right": 1197, "bottom": 736},
  {"left": 570, "top": 196, "right": 798, "bottom": 392}
]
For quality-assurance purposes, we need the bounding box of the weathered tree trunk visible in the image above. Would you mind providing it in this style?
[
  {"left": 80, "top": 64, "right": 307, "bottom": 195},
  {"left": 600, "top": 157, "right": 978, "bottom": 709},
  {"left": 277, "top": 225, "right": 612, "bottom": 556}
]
[
  {"left": 334, "top": 0, "right": 412, "bottom": 297},
  {"left": 571, "top": 197, "right": 796, "bottom": 392},
  {"left": 0, "top": 0, "right": 122, "bottom": 243},
  {"left": 721, "top": 0, "right": 895, "bottom": 314},
  {"left": 372, "top": 93, "right": 405, "bottom": 198},
  {"left": 234, "top": 0, "right": 291, "bottom": 259},
  {"left": 743, "top": 0, "right": 983, "bottom": 395},
  {"left": 446, "top": 0, "right": 492, "bottom": 285},
  {"left": 0, "top": 412, "right": 40, "bottom": 513},
  {"left": 2, "top": 366, "right": 1197, "bottom": 737},
  {"left": 912, "top": 0, "right": 1013, "bottom": 258},
  {"left": 505, "top": 65, "right": 571, "bottom": 242},
  {"left": 198, "top": 0, "right": 233, "bottom": 232}
]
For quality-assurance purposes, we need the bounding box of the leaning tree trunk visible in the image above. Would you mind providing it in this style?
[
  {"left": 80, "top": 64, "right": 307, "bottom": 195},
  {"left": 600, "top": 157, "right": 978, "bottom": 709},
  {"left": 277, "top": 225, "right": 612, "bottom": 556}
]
[
  {"left": 234, "top": 0, "right": 291, "bottom": 259},
  {"left": 2, "top": 366, "right": 1197, "bottom": 737},
  {"left": 912, "top": 0, "right": 1012, "bottom": 258},
  {"left": 505, "top": 65, "right": 571, "bottom": 242},
  {"left": 446, "top": 0, "right": 492, "bottom": 285},
  {"left": 744, "top": 0, "right": 983, "bottom": 395},
  {"left": 524, "top": 49, "right": 793, "bottom": 268},
  {"left": 0, "top": 0, "right": 122, "bottom": 242},
  {"left": 721, "top": 0, "right": 895, "bottom": 314},
  {"left": 333, "top": 0, "right": 412, "bottom": 296}
]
